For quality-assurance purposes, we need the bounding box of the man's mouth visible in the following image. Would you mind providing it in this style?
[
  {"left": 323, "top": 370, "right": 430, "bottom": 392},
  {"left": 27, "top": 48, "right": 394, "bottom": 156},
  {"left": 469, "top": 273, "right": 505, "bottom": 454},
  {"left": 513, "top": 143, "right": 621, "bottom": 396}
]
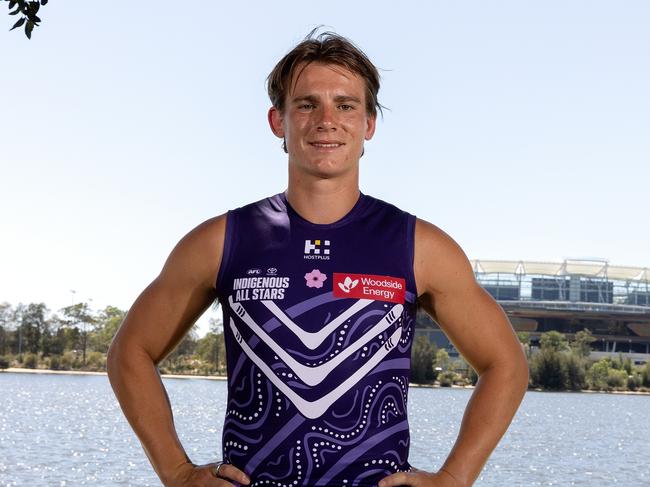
[{"left": 309, "top": 142, "right": 344, "bottom": 149}]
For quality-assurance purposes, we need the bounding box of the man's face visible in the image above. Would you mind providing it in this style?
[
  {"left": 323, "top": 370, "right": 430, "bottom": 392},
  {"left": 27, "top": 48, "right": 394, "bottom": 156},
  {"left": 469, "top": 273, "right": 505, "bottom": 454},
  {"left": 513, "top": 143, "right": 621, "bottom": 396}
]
[{"left": 269, "top": 62, "right": 376, "bottom": 179}]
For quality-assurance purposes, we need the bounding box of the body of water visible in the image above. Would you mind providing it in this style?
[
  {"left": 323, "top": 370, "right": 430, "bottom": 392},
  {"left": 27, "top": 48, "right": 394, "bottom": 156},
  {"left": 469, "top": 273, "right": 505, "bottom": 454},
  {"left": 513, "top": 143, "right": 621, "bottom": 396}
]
[{"left": 0, "top": 372, "right": 648, "bottom": 486}]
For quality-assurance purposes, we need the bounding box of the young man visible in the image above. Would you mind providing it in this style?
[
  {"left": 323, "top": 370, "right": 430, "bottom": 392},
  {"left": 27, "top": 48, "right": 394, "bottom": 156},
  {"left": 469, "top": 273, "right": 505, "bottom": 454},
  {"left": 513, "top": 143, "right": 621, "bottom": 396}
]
[{"left": 107, "top": 31, "right": 528, "bottom": 487}]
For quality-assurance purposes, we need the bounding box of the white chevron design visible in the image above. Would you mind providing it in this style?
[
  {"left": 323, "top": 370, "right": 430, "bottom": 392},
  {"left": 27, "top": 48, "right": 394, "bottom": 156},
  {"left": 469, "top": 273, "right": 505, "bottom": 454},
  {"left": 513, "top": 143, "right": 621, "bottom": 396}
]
[
  {"left": 229, "top": 318, "right": 402, "bottom": 419},
  {"left": 229, "top": 295, "right": 402, "bottom": 386},
  {"left": 260, "top": 298, "right": 373, "bottom": 349}
]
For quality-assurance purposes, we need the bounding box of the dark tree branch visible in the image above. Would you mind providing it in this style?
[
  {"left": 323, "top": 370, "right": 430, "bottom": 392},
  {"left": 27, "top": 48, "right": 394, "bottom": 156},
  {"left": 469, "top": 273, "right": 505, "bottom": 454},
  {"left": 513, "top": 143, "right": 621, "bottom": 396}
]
[{"left": 5, "top": 0, "right": 47, "bottom": 39}]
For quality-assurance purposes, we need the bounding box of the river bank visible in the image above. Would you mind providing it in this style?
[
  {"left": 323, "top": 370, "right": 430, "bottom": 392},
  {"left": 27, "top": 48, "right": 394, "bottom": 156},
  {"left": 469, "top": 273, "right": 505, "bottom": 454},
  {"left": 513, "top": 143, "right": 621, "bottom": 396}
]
[{"left": 4, "top": 367, "right": 650, "bottom": 394}]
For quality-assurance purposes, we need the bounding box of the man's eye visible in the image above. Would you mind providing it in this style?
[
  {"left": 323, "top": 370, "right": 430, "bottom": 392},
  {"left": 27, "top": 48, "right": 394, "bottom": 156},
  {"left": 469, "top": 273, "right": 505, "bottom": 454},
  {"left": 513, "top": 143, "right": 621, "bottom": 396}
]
[
  {"left": 298, "top": 104, "right": 314, "bottom": 110},
  {"left": 339, "top": 104, "right": 353, "bottom": 111}
]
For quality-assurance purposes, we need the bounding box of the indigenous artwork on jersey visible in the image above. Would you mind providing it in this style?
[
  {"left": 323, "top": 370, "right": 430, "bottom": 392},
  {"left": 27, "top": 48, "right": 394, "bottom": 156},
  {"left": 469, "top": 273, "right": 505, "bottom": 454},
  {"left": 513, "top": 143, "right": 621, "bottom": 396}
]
[{"left": 223, "top": 288, "right": 415, "bottom": 487}]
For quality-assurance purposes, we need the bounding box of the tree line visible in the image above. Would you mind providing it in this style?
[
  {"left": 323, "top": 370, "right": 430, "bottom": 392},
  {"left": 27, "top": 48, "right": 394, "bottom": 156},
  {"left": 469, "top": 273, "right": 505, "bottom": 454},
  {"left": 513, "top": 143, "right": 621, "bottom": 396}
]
[
  {"left": 1, "top": 300, "right": 650, "bottom": 392},
  {"left": 0, "top": 301, "right": 225, "bottom": 375}
]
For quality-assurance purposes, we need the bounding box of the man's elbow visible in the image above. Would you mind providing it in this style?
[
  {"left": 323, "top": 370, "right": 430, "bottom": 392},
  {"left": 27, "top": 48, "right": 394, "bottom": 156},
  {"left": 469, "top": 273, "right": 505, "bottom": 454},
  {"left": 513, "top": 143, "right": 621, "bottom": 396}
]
[
  {"left": 505, "top": 351, "right": 530, "bottom": 393},
  {"left": 482, "top": 350, "right": 530, "bottom": 392},
  {"left": 106, "top": 340, "right": 123, "bottom": 379}
]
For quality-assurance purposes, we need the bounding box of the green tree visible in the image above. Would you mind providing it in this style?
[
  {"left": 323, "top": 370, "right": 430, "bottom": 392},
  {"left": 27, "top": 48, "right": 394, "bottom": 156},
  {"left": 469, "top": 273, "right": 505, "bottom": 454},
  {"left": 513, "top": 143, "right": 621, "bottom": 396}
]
[
  {"left": 19, "top": 302, "right": 49, "bottom": 355},
  {"left": 586, "top": 358, "right": 611, "bottom": 390},
  {"left": 57, "top": 325, "right": 81, "bottom": 352},
  {"left": 40, "top": 315, "right": 66, "bottom": 356},
  {"left": 530, "top": 349, "right": 566, "bottom": 390},
  {"left": 5, "top": 0, "right": 48, "bottom": 39},
  {"left": 570, "top": 329, "right": 596, "bottom": 358},
  {"left": 410, "top": 335, "right": 437, "bottom": 383},
  {"left": 563, "top": 352, "right": 587, "bottom": 391},
  {"left": 0, "top": 302, "right": 13, "bottom": 355},
  {"left": 160, "top": 326, "right": 199, "bottom": 373},
  {"left": 435, "top": 348, "right": 451, "bottom": 371},
  {"left": 196, "top": 332, "right": 226, "bottom": 375},
  {"left": 641, "top": 361, "right": 650, "bottom": 388},
  {"left": 610, "top": 354, "right": 633, "bottom": 374},
  {"left": 60, "top": 302, "right": 97, "bottom": 367},
  {"left": 195, "top": 317, "right": 225, "bottom": 374},
  {"left": 540, "top": 331, "right": 569, "bottom": 352},
  {"left": 91, "top": 306, "right": 126, "bottom": 353}
]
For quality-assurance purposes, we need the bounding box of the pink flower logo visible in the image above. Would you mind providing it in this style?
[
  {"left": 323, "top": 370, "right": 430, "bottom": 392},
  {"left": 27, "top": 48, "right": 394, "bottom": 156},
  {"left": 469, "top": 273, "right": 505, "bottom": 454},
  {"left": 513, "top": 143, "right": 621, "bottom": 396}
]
[{"left": 304, "top": 269, "right": 328, "bottom": 289}]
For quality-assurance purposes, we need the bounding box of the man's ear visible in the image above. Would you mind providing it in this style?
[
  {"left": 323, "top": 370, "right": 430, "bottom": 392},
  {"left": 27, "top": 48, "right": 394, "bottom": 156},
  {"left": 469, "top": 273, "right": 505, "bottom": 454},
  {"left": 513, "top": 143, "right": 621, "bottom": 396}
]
[
  {"left": 268, "top": 107, "right": 285, "bottom": 139},
  {"left": 364, "top": 113, "right": 377, "bottom": 141}
]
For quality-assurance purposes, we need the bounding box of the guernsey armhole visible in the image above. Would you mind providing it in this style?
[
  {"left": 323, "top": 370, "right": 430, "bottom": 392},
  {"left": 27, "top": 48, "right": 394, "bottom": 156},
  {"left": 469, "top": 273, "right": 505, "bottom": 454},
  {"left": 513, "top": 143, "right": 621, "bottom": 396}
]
[
  {"left": 406, "top": 213, "right": 418, "bottom": 301},
  {"left": 215, "top": 210, "right": 236, "bottom": 294}
]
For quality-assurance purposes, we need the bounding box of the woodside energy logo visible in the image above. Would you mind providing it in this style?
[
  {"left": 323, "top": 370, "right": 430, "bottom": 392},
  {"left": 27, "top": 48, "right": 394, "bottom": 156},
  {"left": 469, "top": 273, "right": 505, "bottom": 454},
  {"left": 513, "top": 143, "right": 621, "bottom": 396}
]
[{"left": 332, "top": 273, "right": 405, "bottom": 304}]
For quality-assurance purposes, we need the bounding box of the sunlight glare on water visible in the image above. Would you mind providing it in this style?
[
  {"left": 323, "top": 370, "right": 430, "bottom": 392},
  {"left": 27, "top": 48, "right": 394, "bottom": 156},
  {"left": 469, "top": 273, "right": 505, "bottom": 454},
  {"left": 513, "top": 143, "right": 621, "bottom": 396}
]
[{"left": 0, "top": 373, "right": 648, "bottom": 486}]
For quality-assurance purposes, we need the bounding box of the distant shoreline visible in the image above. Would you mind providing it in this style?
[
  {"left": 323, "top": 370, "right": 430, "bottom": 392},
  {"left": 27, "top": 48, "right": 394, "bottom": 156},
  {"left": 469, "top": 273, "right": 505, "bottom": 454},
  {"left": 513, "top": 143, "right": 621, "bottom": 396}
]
[
  {"left": 3, "top": 368, "right": 649, "bottom": 395},
  {"left": 1, "top": 367, "right": 227, "bottom": 381}
]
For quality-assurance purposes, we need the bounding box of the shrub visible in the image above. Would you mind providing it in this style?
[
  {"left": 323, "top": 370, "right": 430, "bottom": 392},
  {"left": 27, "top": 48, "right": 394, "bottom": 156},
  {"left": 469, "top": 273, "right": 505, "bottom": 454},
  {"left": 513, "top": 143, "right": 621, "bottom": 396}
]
[
  {"left": 60, "top": 351, "right": 76, "bottom": 370},
  {"left": 23, "top": 352, "right": 38, "bottom": 369},
  {"left": 71, "top": 356, "right": 82, "bottom": 370},
  {"left": 86, "top": 351, "right": 105, "bottom": 371},
  {"left": 438, "top": 371, "right": 458, "bottom": 387},
  {"left": 196, "top": 363, "right": 216, "bottom": 376},
  {"left": 48, "top": 355, "right": 61, "bottom": 370},
  {"left": 606, "top": 369, "right": 628, "bottom": 390},
  {"left": 467, "top": 366, "right": 479, "bottom": 386},
  {"left": 0, "top": 356, "right": 9, "bottom": 369},
  {"left": 641, "top": 361, "right": 650, "bottom": 388},
  {"left": 563, "top": 353, "right": 587, "bottom": 391},
  {"left": 627, "top": 372, "right": 642, "bottom": 391},
  {"left": 530, "top": 349, "right": 566, "bottom": 390},
  {"left": 410, "top": 335, "right": 437, "bottom": 384},
  {"left": 586, "top": 359, "right": 611, "bottom": 390},
  {"left": 540, "top": 331, "right": 569, "bottom": 352}
]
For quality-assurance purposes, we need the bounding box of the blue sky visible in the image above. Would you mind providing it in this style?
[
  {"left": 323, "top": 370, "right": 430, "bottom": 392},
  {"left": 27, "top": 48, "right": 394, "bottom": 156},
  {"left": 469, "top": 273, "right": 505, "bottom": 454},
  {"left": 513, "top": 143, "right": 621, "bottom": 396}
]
[{"left": 1, "top": 1, "right": 648, "bottom": 335}]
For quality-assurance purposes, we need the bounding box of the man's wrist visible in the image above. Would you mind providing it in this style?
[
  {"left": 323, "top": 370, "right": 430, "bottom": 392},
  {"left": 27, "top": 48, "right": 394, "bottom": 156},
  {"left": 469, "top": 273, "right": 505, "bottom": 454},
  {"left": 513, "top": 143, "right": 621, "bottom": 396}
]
[
  {"left": 438, "top": 467, "right": 467, "bottom": 487},
  {"left": 160, "top": 458, "right": 194, "bottom": 486}
]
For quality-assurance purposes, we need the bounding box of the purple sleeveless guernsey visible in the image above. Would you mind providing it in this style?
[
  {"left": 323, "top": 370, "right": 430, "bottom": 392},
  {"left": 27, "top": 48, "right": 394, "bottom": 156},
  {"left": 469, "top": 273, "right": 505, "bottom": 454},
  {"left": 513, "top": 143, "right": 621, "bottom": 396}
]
[{"left": 216, "top": 191, "right": 417, "bottom": 487}]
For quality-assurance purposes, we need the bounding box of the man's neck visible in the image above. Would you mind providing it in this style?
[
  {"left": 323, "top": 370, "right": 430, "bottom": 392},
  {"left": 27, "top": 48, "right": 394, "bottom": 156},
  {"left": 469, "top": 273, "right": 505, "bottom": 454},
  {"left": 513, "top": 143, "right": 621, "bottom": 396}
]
[{"left": 285, "top": 177, "right": 360, "bottom": 225}]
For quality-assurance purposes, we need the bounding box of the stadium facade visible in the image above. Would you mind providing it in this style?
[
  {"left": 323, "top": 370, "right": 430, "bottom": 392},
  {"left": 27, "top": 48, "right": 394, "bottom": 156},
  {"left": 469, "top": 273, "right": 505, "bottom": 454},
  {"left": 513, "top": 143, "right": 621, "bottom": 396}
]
[{"left": 416, "top": 258, "right": 650, "bottom": 365}]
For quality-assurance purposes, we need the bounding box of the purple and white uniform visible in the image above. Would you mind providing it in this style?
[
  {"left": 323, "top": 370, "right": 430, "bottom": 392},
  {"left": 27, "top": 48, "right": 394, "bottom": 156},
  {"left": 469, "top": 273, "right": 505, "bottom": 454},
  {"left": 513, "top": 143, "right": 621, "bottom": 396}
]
[{"left": 216, "top": 192, "right": 417, "bottom": 487}]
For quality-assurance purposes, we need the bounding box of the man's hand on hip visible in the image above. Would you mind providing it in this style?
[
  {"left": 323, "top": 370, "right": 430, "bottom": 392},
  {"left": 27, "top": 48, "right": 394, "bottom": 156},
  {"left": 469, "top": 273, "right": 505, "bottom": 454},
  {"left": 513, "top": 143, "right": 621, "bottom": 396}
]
[
  {"left": 166, "top": 461, "right": 251, "bottom": 487},
  {"left": 379, "top": 466, "right": 463, "bottom": 487}
]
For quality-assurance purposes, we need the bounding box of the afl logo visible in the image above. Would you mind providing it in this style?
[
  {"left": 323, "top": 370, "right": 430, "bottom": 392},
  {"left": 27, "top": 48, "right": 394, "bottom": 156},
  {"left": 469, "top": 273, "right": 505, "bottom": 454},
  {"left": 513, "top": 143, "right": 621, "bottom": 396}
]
[{"left": 246, "top": 268, "right": 262, "bottom": 276}]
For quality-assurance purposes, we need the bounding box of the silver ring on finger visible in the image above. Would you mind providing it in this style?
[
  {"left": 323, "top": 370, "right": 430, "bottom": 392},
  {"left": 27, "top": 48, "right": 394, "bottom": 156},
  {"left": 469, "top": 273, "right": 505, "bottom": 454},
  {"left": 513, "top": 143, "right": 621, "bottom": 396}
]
[{"left": 213, "top": 460, "right": 227, "bottom": 479}]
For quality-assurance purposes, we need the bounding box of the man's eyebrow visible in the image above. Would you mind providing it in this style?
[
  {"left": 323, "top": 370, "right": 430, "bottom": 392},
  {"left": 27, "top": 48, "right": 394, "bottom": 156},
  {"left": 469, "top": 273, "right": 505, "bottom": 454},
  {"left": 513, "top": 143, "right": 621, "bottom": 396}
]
[
  {"left": 291, "top": 95, "right": 319, "bottom": 103},
  {"left": 290, "top": 95, "right": 362, "bottom": 104},
  {"left": 333, "top": 95, "right": 362, "bottom": 104}
]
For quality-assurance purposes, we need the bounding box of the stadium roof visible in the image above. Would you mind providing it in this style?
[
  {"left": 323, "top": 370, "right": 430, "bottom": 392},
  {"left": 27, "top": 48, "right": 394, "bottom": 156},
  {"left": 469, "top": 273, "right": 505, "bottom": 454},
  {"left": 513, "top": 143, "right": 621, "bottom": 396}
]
[{"left": 471, "top": 259, "right": 650, "bottom": 283}]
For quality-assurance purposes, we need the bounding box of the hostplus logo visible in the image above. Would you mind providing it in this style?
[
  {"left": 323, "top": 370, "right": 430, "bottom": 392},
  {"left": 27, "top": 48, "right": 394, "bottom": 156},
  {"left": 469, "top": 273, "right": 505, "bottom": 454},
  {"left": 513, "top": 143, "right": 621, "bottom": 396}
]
[{"left": 304, "top": 239, "right": 330, "bottom": 260}]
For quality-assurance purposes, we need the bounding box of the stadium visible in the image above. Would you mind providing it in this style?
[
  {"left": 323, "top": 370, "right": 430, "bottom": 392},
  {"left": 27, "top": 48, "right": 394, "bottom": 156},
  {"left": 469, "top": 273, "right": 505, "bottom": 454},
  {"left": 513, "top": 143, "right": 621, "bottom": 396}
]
[{"left": 416, "top": 258, "right": 650, "bottom": 365}]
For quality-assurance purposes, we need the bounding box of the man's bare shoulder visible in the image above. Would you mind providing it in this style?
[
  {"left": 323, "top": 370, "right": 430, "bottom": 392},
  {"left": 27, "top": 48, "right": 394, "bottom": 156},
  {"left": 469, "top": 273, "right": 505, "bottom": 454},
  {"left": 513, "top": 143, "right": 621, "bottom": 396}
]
[
  {"left": 413, "top": 217, "right": 476, "bottom": 299},
  {"left": 159, "top": 213, "right": 228, "bottom": 292}
]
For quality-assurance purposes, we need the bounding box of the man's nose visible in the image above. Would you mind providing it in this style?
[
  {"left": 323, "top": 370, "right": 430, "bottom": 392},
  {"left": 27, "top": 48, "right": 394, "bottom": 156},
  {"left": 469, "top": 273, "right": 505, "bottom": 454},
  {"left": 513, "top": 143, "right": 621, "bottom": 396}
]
[{"left": 315, "top": 104, "right": 337, "bottom": 130}]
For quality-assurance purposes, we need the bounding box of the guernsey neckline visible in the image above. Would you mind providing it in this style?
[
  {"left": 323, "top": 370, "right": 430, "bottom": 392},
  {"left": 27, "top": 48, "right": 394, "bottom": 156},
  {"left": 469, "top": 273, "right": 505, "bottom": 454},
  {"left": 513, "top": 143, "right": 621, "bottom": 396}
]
[{"left": 278, "top": 191, "right": 369, "bottom": 229}]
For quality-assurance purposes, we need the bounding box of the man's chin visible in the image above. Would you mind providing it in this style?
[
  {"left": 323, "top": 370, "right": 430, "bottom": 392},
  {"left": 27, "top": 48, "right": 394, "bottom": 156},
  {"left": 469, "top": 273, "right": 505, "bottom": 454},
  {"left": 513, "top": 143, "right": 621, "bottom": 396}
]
[{"left": 301, "top": 159, "right": 357, "bottom": 179}]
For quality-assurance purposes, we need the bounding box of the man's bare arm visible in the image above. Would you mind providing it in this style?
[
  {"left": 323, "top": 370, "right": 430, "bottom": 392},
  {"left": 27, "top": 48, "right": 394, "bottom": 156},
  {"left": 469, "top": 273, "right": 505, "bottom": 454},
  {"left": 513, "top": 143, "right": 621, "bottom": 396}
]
[
  {"left": 106, "top": 214, "right": 249, "bottom": 486},
  {"left": 380, "top": 218, "right": 528, "bottom": 487}
]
